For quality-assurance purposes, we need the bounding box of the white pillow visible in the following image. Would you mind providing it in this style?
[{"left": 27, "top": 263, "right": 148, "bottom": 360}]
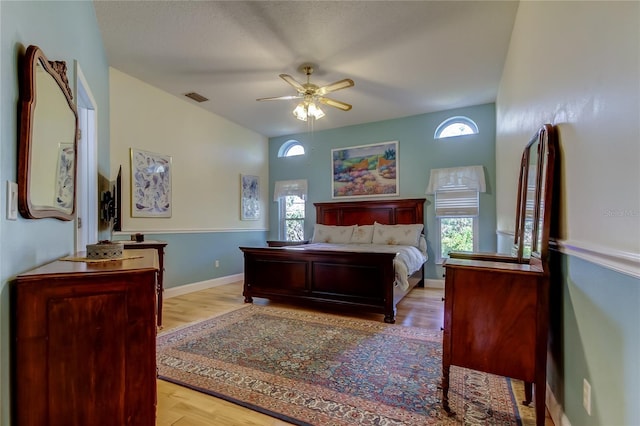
[
  {"left": 372, "top": 222, "right": 423, "bottom": 247},
  {"left": 419, "top": 234, "right": 428, "bottom": 255},
  {"left": 311, "top": 224, "right": 355, "bottom": 244},
  {"left": 350, "top": 225, "right": 374, "bottom": 244}
]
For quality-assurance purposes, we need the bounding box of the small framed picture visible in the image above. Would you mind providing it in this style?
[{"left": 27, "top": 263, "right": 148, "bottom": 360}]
[
  {"left": 240, "top": 174, "right": 260, "bottom": 220},
  {"left": 130, "top": 148, "right": 172, "bottom": 218}
]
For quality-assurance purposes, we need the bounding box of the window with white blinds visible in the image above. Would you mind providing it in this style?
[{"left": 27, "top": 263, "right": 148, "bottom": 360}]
[
  {"left": 426, "top": 165, "right": 485, "bottom": 261},
  {"left": 426, "top": 165, "right": 485, "bottom": 217},
  {"left": 273, "top": 179, "right": 307, "bottom": 201},
  {"left": 274, "top": 179, "right": 308, "bottom": 241},
  {"left": 434, "top": 190, "right": 479, "bottom": 217}
]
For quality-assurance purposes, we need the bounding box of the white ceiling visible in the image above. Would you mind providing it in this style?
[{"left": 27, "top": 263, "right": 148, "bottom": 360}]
[{"left": 94, "top": 1, "right": 519, "bottom": 138}]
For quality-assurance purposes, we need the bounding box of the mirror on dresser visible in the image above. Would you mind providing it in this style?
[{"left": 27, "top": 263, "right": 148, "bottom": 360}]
[
  {"left": 513, "top": 132, "right": 541, "bottom": 262},
  {"left": 18, "top": 45, "right": 78, "bottom": 221},
  {"left": 518, "top": 124, "right": 556, "bottom": 264},
  {"left": 449, "top": 124, "right": 555, "bottom": 264}
]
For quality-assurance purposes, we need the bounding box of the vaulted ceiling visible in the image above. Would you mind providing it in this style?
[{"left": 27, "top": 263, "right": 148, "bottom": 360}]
[{"left": 94, "top": 1, "right": 519, "bottom": 137}]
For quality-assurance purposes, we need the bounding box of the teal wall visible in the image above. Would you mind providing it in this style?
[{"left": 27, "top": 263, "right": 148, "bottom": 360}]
[
  {"left": 0, "top": 1, "right": 110, "bottom": 423},
  {"left": 115, "top": 231, "right": 267, "bottom": 289},
  {"left": 268, "top": 103, "right": 497, "bottom": 279},
  {"left": 548, "top": 251, "right": 640, "bottom": 425}
]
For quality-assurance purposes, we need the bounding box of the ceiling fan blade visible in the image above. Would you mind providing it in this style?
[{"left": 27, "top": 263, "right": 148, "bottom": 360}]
[
  {"left": 317, "top": 78, "right": 354, "bottom": 96},
  {"left": 319, "top": 97, "right": 352, "bottom": 111},
  {"left": 279, "top": 74, "right": 305, "bottom": 92},
  {"left": 256, "top": 95, "right": 301, "bottom": 102}
]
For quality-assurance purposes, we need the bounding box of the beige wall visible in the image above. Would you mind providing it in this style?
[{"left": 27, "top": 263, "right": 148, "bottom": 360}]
[
  {"left": 109, "top": 68, "right": 269, "bottom": 232},
  {"left": 496, "top": 1, "right": 639, "bottom": 272},
  {"left": 496, "top": 3, "right": 640, "bottom": 424}
]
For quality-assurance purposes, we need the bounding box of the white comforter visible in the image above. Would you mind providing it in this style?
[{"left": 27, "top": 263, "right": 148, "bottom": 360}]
[{"left": 284, "top": 243, "right": 427, "bottom": 291}]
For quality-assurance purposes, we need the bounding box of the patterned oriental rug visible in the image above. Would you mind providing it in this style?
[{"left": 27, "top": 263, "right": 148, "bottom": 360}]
[{"left": 157, "top": 305, "right": 536, "bottom": 426}]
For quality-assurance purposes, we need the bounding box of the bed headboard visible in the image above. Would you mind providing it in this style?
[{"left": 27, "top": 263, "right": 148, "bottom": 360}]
[{"left": 314, "top": 198, "right": 425, "bottom": 226}]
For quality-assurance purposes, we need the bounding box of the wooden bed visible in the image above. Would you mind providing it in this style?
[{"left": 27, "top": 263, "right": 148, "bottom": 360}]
[{"left": 240, "top": 198, "right": 426, "bottom": 323}]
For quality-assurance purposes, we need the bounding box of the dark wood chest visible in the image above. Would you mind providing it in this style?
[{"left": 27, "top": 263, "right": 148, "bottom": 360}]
[{"left": 12, "top": 250, "right": 158, "bottom": 426}]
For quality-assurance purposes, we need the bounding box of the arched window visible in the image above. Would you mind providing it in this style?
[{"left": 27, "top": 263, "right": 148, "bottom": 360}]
[
  {"left": 278, "top": 140, "right": 305, "bottom": 157},
  {"left": 434, "top": 116, "right": 479, "bottom": 139}
]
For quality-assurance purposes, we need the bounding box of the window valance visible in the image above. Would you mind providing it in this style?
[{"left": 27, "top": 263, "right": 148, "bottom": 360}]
[
  {"left": 425, "top": 165, "right": 486, "bottom": 194},
  {"left": 426, "top": 165, "right": 486, "bottom": 217},
  {"left": 273, "top": 179, "right": 308, "bottom": 201}
]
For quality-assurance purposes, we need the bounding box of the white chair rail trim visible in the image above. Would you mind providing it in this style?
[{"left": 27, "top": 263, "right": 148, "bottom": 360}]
[
  {"left": 497, "top": 229, "right": 640, "bottom": 279},
  {"left": 114, "top": 228, "right": 268, "bottom": 235}
]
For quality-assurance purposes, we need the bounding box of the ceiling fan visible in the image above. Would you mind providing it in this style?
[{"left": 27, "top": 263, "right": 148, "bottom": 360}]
[{"left": 257, "top": 64, "right": 354, "bottom": 121}]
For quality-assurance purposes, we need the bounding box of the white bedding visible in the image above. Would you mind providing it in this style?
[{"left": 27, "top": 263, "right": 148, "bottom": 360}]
[{"left": 284, "top": 243, "right": 427, "bottom": 291}]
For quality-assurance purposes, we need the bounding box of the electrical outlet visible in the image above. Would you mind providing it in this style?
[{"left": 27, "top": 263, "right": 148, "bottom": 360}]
[
  {"left": 583, "top": 378, "right": 592, "bottom": 415},
  {"left": 215, "top": 260, "right": 220, "bottom": 268}
]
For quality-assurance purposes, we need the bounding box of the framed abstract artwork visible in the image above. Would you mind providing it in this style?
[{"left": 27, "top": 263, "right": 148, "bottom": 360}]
[
  {"left": 54, "top": 143, "right": 75, "bottom": 211},
  {"left": 240, "top": 174, "right": 260, "bottom": 220},
  {"left": 130, "top": 148, "right": 172, "bottom": 218},
  {"left": 331, "top": 141, "right": 398, "bottom": 198}
]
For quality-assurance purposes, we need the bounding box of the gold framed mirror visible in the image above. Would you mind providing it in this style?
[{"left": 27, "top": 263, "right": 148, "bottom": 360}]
[{"left": 18, "top": 45, "right": 78, "bottom": 221}]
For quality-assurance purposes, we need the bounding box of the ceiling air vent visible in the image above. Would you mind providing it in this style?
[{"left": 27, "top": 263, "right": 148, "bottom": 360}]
[{"left": 185, "top": 92, "right": 209, "bottom": 103}]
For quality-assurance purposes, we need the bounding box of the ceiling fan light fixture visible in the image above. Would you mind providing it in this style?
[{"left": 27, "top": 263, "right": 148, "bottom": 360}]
[
  {"left": 293, "top": 103, "right": 308, "bottom": 121},
  {"left": 293, "top": 101, "right": 325, "bottom": 121},
  {"left": 259, "top": 64, "right": 354, "bottom": 122},
  {"left": 308, "top": 102, "right": 325, "bottom": 119}
]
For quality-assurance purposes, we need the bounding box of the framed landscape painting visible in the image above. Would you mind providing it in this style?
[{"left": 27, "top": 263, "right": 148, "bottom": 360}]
[
  {"left": 332, "top": 141, "right": 398, "bottom": 198},
  {"left": 130, "top": 148, "right": 172, "bottom": 218}
]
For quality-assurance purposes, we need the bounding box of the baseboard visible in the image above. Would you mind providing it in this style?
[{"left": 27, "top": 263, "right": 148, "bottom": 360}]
[
  {"left": 546, "top": 382, "right": 571, "bottom": 426},
  {"left": 425, "top": 278, "right": 444, "bottom": 289},
  {"left": 164, "top": 273, "right": 244, "bottom": 299}
]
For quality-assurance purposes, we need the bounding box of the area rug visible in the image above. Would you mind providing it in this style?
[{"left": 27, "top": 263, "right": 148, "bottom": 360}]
[{"left": 157, "top": 305, "right": 533, "bottom": 425}]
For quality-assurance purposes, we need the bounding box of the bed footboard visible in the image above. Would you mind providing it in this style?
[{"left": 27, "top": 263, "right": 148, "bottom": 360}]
[{"left": 240, "top": 246, "right": 401, "bottom": 323}]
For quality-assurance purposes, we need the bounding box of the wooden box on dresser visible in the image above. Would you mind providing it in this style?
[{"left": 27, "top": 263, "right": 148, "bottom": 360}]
[{"left": 11, "top": 249, "right": 159, "bottom": 426}]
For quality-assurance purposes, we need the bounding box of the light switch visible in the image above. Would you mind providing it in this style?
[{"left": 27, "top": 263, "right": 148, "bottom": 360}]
[{"left": 7, "top": 181, "right": 18, "bottom": 220}]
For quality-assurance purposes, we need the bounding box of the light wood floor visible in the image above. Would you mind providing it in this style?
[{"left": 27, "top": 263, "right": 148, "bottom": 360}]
[{"left": 156, "top": 281, "right": 553, "bottom": 425}]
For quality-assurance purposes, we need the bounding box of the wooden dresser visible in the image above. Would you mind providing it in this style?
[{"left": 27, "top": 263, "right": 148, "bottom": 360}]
[
  {"left": 441, "top": 124, "right": 557, "bottom": 426},
  {"left": 121, "top": 239, "right": 167, "bottom": 327},
  {"left": 12, "top": 249, "right": 158, "bottom": 426},
  {"left": 442, "top": 257, "right": 548, "bottom": 422}
]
